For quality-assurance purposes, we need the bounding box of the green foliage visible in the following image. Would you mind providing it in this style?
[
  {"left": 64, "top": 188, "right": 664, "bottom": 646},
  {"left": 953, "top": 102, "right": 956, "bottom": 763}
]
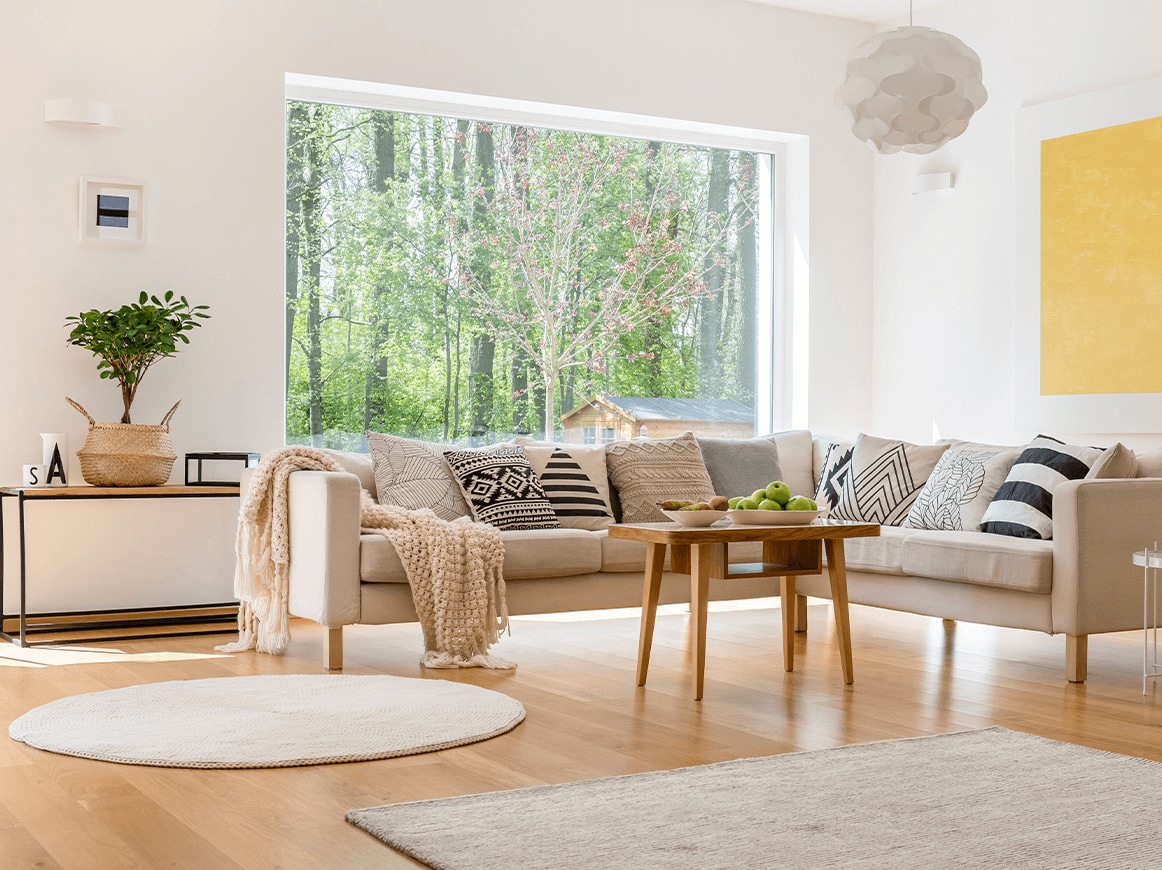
[
  {"left": 64, "top": 291, "right": 210, "bottom": 423},
  {"left": 284, "top": 102, "right": 763, "bottom": 447}
]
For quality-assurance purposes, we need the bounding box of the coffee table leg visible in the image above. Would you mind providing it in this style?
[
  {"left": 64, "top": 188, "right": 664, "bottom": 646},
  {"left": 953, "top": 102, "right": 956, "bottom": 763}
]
[
  {"left": 780, "top": 575, "right": 796, "bottom": 672},
  {"left": 824, "top": 538, "right": 855, "bottom": 684},
  {"left": 636, "top": 542, "right": 666, "bottom": 686},
  {"left": 689, "top": 543, "right": 724, "bottom": 700}
]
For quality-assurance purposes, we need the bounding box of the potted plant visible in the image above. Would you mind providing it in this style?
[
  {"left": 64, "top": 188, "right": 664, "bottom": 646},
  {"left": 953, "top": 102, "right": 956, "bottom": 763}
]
[{"left": 64, "top": 291, "right": 210, "bottom": 486}]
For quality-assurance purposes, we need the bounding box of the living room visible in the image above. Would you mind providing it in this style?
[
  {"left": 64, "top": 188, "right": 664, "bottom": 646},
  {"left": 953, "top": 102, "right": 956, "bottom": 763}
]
[{"left": 4, "top": 0, "right": 1162, "bottom": 866}]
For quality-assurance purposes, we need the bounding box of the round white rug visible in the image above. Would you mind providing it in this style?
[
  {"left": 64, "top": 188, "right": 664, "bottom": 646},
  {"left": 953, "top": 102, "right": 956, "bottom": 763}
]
[{"left": 8, "top": 674, "right": 525, "bottom": 769}]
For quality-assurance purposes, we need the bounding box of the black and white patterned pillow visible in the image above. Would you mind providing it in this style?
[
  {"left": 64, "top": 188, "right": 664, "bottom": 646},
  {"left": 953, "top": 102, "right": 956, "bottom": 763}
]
[
  {"left": 980, "top": 436, "right": 1104, "bottom": 540},
  {"left": 829, "top": 434, "right": 949, "bottom": 526},
  {"left": 444, "top": 446, "right": 560, "bottom": 531},
  {"left": 904, "top": 445, "right": 1018, "bottom": 532},
  {"left": 514, "top": 441, "right": 614, "bottom": 531},
  {"left": 814, "top": 441, "right": 854, "bottom": 512},
  {"left": 367, "top": 431, "right": 470, "bottom": 521}
]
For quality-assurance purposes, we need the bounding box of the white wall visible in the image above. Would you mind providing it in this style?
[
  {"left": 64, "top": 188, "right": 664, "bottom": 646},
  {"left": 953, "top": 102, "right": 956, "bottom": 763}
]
[
  {"left": 870, "top": 0, "right": 1162, "bottom": 449},
  {"left": 0, "top": 0, "right": 874, "bottom": 483}
]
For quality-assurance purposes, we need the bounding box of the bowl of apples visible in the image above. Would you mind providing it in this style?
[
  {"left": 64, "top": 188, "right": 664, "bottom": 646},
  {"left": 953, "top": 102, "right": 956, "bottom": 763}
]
[
  {"left": 726, "top": 481, "right": 825, "bottom": 525},
  {"left": 658, "top": 497, "right": 730, "bottom": 527}
]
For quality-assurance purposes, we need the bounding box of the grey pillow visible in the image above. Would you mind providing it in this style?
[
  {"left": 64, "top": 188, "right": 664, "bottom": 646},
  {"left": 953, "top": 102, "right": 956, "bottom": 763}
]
[{"left": 696, "top": 436, "right": 783, "bottom": 499}]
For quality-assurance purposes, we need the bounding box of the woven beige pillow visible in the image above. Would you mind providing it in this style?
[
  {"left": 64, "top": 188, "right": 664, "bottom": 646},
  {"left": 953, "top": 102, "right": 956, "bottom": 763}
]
[{"left": 605, "top": 432, "right": 716, "bottom": 523}]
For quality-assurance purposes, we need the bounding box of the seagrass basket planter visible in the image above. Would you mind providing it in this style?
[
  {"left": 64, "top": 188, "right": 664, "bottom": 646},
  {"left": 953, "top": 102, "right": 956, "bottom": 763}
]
[{"left": 66, "top": 397, "right": 180, "bottom": 487}]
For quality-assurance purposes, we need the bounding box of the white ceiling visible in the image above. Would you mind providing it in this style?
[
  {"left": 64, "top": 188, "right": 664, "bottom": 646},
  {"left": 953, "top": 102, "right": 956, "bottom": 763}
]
[{"left": 744, "top": 0, "right": 947, "bottom": 24}]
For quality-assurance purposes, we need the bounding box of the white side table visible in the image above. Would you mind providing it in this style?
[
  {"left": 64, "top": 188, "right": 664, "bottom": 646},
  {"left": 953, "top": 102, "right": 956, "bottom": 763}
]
[{"left": 1132, "top": 546, "right": 1162, "bottom": 695}]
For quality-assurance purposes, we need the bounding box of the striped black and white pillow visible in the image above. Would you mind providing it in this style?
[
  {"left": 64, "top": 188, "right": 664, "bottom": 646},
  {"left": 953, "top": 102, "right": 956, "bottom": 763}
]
[
  {"left": 515, "top": 441, "right": 614, "bottom": 531},
  {"left": 979, "top": 436, "right": 1103, "bottom": 539}
]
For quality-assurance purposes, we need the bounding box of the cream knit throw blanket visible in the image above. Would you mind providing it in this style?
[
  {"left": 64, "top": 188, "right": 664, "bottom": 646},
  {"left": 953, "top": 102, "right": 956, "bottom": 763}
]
[{"left": 217, "top": 446, "right": 513, "bottom": 669}]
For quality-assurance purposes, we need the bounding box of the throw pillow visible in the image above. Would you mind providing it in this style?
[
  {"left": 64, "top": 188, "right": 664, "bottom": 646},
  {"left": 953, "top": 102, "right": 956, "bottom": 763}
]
[
  {"left": 904, "top": 445, "right": 1020, "bottom": 532},
  {"left": 512, "top": 439, "right": 614, "bottom": 531},
  {"left": 979, "top": 435, "right": 1105, "bottom": 540},
  {"left": 443, "top": 446, "right": 560, "bottom": 531},
  {"left": 829, "top": 434, "right": 949, "bottom": 526},
  {"left": 696, "top": 436, "right": 783, "bottom": 500},
  {"left": 366, "top": 431, "right": 470, "bottom": 521},
  {"left": 605, "top": 431, "right": 716, "bottom": 524},
  {"left": 1136, "top": 447, "right": 1162, "bottom": 478},
  {"left": 814, "top": 440, "right": 854, "bottom": 513},
  {"left": 1087, "top": 442, "right": 1137, "bottom": 480}
]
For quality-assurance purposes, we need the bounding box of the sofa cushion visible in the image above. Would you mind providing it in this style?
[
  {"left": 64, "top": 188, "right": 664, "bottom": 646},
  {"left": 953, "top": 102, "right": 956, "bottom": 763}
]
[
  {"left": 696, "top": 436, "right": 783, "bottom": 501},
  {"left": 904, "top": 445, "right": 1019, "bottom": 532},
  {"left": 320, "top": 448, "right": 377, "bottom": 497},
  {"left": 766, "top": 430, "right": 815, "bottom": 506},
  {"left": 360, "top": 528, "right": 602, "bottom": 584},
  {"left": 444, "top": 446, "right": 560, "bottom": 531},
  {"left": 830, "top": 434, "right": 948, "bottom": 526},
  {"left": 605, "top": 432, "right": 716, "bottom": 523},
  {"left": 814, "top": 439, "right": 854, "bottom": 512},
  {"left": 513, "top": 439, "right": 614, "bottom": 530},
  {"left": 367, "top": 431, "right": 470, "bottom": 521},
  {"left": 824, "top": 525, "right": 913, "bottom": 575},
  {"left": 980, "top": 435, "right": 1103, "bottom": 540},
  {"left": 900, "top": 530, "right": 1053, "bottom": 594},
  {"left": 1136, "top": 447, "right": 1162, "bottom": 478}
]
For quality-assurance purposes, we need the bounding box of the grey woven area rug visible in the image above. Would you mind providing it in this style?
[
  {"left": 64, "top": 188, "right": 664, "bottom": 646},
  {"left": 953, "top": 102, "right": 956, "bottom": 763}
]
[
  {"left": 9, "top": 674, "right": 524, "bottom": 768},
  {"left": 348, "top": 727, "right": 1162, "bottom": 869}
]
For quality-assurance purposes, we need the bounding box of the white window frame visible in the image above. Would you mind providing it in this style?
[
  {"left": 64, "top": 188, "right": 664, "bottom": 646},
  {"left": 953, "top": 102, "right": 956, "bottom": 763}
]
[{"left": 284, "top": 73, "right": 810, "bottom": 433}]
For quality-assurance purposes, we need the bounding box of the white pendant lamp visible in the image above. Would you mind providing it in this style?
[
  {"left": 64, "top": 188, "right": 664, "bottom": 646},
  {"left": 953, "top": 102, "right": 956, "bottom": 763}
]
[{"left": 838, "top": 3, "right": 987, "bottom": 155}]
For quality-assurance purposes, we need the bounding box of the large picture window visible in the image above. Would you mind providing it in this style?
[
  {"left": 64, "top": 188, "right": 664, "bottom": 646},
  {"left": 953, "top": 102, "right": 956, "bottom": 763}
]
[{"left": 285, "top": 98, "right": 779, "bottom": 448}]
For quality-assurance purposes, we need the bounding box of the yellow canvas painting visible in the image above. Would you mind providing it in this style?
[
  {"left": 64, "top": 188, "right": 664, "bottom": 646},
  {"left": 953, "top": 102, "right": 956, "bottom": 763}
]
[{"left": 1040, "top": 114, "right": 1162, "bottom": 395}]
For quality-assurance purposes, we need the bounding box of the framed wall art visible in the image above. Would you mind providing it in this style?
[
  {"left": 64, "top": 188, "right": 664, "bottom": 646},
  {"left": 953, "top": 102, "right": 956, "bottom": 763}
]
[
  {"left": 79, "top": 176, "right": 145, "bottom": 245},
  {"left": 1015, "top": 74, "right": 1162, "bottom": 432}
]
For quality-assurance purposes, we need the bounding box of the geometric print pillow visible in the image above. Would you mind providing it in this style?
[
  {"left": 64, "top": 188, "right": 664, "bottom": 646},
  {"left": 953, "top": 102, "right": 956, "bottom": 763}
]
[
  {"left": 513, "top": 440, "right": 614, "bottom": 531},
  {"left": 829, "top": 434, "right": 949, "bottom": 526},
  {"left": 979, "top": 435, "right": 1104, "bottom": 540},
  {"left": 367, "top": 431, "right": 471, "bottom": 521},
  {"left": 904, "top": 445, "right": 1019, "bottom": 532},
  {"left": 443, "top": 446, "right": 560, "bottom": 531},
  {"left": 814, "top": 440, "right": 854, "bottom": 513}
]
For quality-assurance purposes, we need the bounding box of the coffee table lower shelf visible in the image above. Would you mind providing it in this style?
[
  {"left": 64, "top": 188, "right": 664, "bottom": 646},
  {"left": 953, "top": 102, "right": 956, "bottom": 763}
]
[
  {"left": 1, "top": 602, "right": 239, "bottom": 647},
  {"left": 606, "top": 520, "right": 880, "bottom": 700}
]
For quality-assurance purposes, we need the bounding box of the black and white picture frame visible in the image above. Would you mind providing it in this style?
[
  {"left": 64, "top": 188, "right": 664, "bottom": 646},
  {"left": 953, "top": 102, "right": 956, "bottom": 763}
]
[{"left": 79, "top": 177, "right": 145, "bottom": 245}]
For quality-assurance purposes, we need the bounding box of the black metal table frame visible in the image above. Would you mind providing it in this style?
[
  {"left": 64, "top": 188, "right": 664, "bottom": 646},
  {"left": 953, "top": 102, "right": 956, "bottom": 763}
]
[{"left": 0, "top": 486, "right": 240, "bottom": 647}]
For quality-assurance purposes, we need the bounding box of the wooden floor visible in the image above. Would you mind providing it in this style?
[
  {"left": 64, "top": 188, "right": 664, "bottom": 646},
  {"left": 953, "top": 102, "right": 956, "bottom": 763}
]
[{"left": 3, "top": 600, "right": 1162, "bottom": 869}]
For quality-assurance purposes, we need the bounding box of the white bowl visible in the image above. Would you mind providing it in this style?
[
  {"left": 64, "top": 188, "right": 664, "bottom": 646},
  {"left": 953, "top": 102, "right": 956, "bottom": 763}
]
[
  {"left": 727, "top": 508, "right": 826, "bottom": 526},
  {"left": 661, "top": 508, "right": 729, "bottom": 527}
]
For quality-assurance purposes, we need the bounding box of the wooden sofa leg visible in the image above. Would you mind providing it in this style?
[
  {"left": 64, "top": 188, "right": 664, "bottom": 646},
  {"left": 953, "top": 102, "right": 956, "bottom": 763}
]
[
  {"left": 794, "top": 594, "right": 809, "bottom": 633},
  {"left": 325, "top": 626, "right": 344, "bottom": 670},
  {"left": 1066, "top": 634, "right": 1087, "bottom": 683}
]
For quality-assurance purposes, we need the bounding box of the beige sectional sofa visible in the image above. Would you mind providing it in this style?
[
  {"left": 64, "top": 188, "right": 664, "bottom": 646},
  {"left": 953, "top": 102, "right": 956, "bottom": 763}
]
[{"left": 261, "top": 430, "right": 1162, "bottom": 682}]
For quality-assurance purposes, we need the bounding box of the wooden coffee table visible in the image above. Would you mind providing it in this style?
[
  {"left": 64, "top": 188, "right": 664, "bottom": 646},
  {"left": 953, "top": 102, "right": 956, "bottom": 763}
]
[{"left": 607, "top": 519, "right": 880, "bottom": 699}]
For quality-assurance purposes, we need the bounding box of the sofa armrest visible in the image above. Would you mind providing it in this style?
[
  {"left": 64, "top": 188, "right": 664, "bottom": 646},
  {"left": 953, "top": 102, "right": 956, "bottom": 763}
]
[
  {"left": 284, "top": 470, "right": 363, "bottom": 628},
  {"left": 1051, "top": 477, "right": 1162, "bottom": 635}
]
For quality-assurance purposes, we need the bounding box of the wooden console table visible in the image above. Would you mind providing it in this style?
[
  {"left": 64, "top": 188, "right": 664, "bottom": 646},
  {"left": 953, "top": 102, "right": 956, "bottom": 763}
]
[
  {"left": 607, "top": 519, "right": 879, "bottom": 699},
  {"left": 0, "top": 485, "right": 240, "bottom": 647}
]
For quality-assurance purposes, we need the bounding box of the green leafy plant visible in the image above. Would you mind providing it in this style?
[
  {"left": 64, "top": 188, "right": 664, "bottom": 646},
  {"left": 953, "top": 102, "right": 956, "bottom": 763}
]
[{"left": 65, "top": 291, "right": 211, "bottom": 423}]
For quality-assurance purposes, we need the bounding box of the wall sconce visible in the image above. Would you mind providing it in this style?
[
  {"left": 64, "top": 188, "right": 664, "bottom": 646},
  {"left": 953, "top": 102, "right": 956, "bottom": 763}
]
[{"left": 44, "top": 99, "right": 125, "bottom": 129}]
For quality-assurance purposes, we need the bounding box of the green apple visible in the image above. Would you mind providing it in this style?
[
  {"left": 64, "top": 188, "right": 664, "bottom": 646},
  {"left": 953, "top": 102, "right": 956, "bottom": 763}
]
[
  {"left": 758, "top": 499, "right": 782, "bottom": 511},
  {"left": 751, "top": 488, "right": 768, "bottom": 503},
  {"left": 737, "top": 497, "right": 760, "bottom": 510},
  {"left": 785, "top": 495, "right": 818, "bottom": 511},
  {"left": 728, "top": 496, "right": 743, "bottom": 509},
  {"left": 765, "top": 481, "right": 791, "bottom": 506}
]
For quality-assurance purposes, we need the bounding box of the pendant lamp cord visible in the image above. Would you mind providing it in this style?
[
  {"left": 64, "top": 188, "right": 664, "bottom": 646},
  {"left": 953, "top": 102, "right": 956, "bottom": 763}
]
[{"left": 909, "top": 0, "right": 913, "bottom": 26}]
